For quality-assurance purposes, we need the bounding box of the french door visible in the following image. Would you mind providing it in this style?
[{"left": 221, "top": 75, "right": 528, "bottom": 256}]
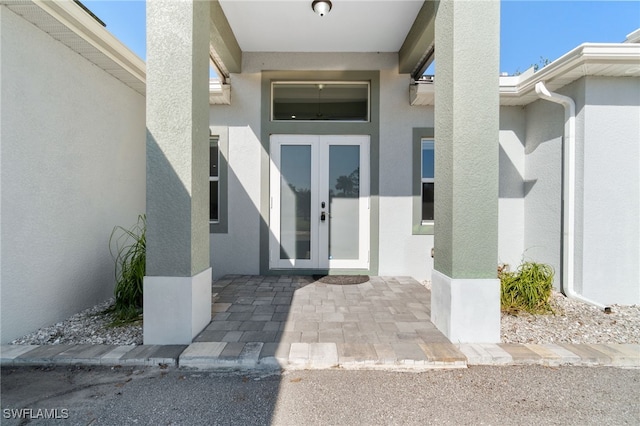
[{"left": 269, "top": 135, "right": 370, "bottom": 270}]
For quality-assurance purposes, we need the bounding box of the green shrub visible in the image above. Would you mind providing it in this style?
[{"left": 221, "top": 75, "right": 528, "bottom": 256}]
[
  {"left": 500, "top": 261, "right": 554, "bottom": 315},
  {"left": 107, "top": 215, "right": 145, "bottom": 326}
]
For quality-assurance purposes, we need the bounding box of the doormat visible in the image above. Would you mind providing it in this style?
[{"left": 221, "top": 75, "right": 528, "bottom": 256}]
[{"left": 312, "top": 275, "right": 370, "bottom": 285}]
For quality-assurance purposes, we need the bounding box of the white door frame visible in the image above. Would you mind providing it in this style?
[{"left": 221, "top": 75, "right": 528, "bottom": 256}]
[{"left": 269, "top": 135, "right": 370, "bottom": 270}]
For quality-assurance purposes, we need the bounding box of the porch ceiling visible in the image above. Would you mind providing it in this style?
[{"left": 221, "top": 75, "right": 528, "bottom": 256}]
[
  {"left": 218, "top": 0, "right": 423, "bottom": 53},
  {"left": 212, "top": 0, "right": 433, "bottom": 77}
]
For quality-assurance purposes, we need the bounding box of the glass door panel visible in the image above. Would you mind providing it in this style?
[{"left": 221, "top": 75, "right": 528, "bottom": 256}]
[
  {"left": 270, "top": 135, "right": 369, "bottom": 270},
  {"left": 280, "top": 145, "right": 312, "bottom": 260},
  {"left": 328, "top": 145, "right": 360, "bottom": 260}
]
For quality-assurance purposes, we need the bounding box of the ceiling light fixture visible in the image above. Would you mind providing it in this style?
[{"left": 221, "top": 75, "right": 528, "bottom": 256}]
[{"left": 312, "top": 0, "right": 332, "bottom": 17}]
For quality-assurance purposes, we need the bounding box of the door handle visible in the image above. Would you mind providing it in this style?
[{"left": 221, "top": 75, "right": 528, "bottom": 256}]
[{"left": 320, "top": 211, "right": 326, "bottom": 222}]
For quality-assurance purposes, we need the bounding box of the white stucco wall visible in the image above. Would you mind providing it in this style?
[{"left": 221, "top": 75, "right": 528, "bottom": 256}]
[
  {"left": 378, "top": 64, "right": 433, "bottom": 281},
  {"left": 209, "top": 62, "right": 262, "bottom": 279},
  {"left": 523, "top": 76, "right": 639, "bottom": 305},
  {"left": 209, "top": 121, "right": 263, "bottom": 277},
  {"left": 498, "top": 107, "right": 526, "bottom": 269},
  {"left": 523, "top": 96, "right": 566, "bottom": 287},
  {"left": 580, "top": 77, "right": 640, "bottom": 304},
  {"left": 0, "top": 8, "right": 146, "bottom": 343}
]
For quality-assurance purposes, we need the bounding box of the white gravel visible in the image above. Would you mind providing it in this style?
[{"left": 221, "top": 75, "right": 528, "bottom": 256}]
[
  {"left": 10, "top": 289, "right": 640, "bottom": 346},
  {"left": 501, "top": 291, "right": 640, "bottom": 344},
  {"left": 10, "top": 299, "right": 143, "bottom": 346}
]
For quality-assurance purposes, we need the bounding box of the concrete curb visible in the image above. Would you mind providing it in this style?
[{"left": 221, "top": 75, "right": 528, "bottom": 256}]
[
  {"left": 1, "top": 345, "right": 187, "bottom": 368},
  {"left": 2, "top": 343, "right": 638, "bottom": 370},
  {"left": 461, "top": 343, "right": 640, "bottom": 367}
]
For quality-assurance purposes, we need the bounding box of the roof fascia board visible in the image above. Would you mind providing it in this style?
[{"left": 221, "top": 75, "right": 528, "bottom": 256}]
[
  {"left": 399, "top": 0, "right": 436, "bottom": 76},
  {"left": 499, "top": 43, "right": 640, "bottom": 102},
  {"left": 412, "top": 43, "right": 640, "bottom": 106},
  {"left": 626, "top": 28, "right": 640, "bottom": 43},
  {"left": 32, "top": 0, "right": 145, "bottom": 85},
  {"left": 210, "top": 0, "right": 242, "bottom": 76}
]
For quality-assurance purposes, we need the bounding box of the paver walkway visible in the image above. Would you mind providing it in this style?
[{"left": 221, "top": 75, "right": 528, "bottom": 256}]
[
  {"left": 185, "top": 275, "right": 459, "bottom": 369},
  {"left": 2, "top": 275, "right": 638, "bottom": 369}
]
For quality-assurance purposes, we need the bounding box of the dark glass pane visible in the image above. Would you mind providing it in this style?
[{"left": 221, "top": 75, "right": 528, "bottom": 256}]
[
  {"left": 273, "top": 83, "right": 368, "bottom": 121},
  {"left": 210, "top": 146, "right": 219, "bottom": 177},
  {"left": 210, "top": 181, "right": 219, "bottom": 222},
  {"left": 280, "top": 145, "right": 311, "bottom": 260},
  {"left": 422, "top": 182, "right": 434, "bottom": 221}
]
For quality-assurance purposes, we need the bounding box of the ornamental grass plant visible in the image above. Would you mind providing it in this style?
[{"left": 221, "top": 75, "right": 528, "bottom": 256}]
[
  {"left": 107, "top": 215, "right": 145, "bottom": 326},
  {"left": 499, "top": 261, "right": 555, "bottom": 315}
]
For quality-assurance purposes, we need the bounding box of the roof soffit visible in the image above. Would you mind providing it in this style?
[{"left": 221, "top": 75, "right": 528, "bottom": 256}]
[
  {"left": 399, "top": 0, "right": 436, "bottom": 77},
  {"left": 210, "top": 0, "right": 241, "bottom": 77}
]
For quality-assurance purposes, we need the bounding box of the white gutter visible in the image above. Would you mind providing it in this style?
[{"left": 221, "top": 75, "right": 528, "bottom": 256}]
[
  {"left": 534, "top": 82, "right": 611, "bottom": 312},
  {"left": 411, "top": 43, "right": 640, "bottom": 106},
  {"left": 499, "top": 43, "right": 640, "bottom": 103}
]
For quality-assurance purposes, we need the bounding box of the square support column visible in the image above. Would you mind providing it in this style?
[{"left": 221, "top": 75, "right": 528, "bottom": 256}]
[
  {"left": 431, "top": 0, "right": 501, "bottom": 343},
  {"left": 144, "top": 0, "right": 211, "bottom": 344}
]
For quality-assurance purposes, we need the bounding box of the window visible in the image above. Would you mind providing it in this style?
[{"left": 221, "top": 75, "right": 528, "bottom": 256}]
[
  {"left": 412, "top": 128, "right": 434, "bottom": 235},
  {"left": 421, "top": 139, "right": 434, "bottom": 222},
  {"left": 271, "top": 82, "right": 370, "bottom": 122},
  {"left": 209, "top": 128, "right": 228, "bottom": 233},
  {"left": 209, "top": 137, "right": 219, "bottom": 223}
]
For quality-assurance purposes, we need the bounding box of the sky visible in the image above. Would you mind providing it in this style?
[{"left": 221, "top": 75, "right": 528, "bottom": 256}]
[{"left": 84, "top": 0, "right": 639, "bottom": 76}]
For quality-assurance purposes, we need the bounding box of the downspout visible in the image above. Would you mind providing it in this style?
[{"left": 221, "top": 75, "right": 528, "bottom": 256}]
[{"left": 534, "top": 82, "right": 611, "bottom": 312}]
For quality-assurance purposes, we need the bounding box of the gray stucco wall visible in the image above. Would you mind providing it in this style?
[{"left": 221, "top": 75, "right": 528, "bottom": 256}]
[
  {"left": 580, "top": 76, "right": 639, "bottom": 304},
  {"left": 146, "top": 0, "right": 210, "bottom": 278},
  {"left": 433, "top": 0, "right": 500, "bottom": 280},
  {"left": 0, "top": 7, "right": 146, "bottom": 343}
]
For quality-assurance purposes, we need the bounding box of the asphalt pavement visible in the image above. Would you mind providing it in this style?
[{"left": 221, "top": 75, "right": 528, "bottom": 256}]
[{"left": 1, "top": 365, "right": 638, "bottom": 425}]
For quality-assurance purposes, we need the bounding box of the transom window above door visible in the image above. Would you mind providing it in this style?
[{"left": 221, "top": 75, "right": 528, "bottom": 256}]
[{"left": 271, "top": 82, "right": 370, "bottom": 122}]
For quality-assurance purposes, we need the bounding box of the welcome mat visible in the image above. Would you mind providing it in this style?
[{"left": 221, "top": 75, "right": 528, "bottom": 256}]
[{"left": 312, "top": 275, "right": 370, "bottom": 285}]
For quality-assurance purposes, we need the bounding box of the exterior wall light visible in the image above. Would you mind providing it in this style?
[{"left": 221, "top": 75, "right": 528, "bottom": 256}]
[{"left": 312, "top": 0, "right": 332, "bottom": 17}]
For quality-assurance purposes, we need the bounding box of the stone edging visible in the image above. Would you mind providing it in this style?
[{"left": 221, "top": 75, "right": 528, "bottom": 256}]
[{"left": 2, "top": 343, "right": 638, "bottom": 370}]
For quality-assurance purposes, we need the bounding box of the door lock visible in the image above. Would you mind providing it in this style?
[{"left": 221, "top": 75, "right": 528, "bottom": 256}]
[{"left": 321, "top": 211, "right": 326, "bottom": 221}]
